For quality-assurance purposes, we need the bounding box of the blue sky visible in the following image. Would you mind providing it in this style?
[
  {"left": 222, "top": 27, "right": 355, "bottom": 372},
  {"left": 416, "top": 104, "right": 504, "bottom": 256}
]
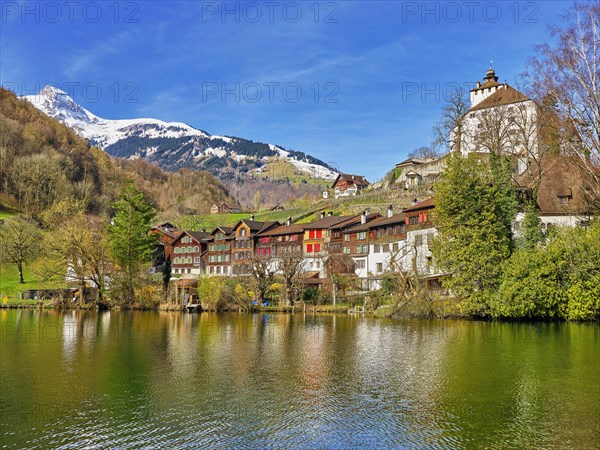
[{"left": 1, "top": 1, "right": 571, "bottom": 180}]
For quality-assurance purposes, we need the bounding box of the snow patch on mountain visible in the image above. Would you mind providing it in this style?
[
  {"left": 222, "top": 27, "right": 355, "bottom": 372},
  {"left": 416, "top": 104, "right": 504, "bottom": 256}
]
[{"left": 23, "top": 85, "right": 338, "bottom": 181}]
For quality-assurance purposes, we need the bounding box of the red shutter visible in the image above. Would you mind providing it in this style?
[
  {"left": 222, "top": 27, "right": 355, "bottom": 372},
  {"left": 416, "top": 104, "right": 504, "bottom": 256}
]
[
  {"left": 316, "top": 230, "right": 322, "bottom": 238},
  {"left": 315, "top": 243, "right": 321, "bottom": 253},
  {"left": 307, "top": 244, "right": 313, "bottom": 253},
  {"left": 309, "top": 230, "right": 315, "bottom": 239}
]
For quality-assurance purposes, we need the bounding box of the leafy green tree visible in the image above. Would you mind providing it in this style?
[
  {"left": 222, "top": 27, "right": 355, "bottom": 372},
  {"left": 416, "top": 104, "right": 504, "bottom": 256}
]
[
  {"left": 108, "top": 182, "right": 158, "bottom": 303},
  {"left": 517, "top": 201, "right": 545, "bottom": 250},
  {"left": 0, "top": 217, "right": 41, "bottom": 283},
  {"left": 494, "top": 220, "right": 600, "bottom": 320},
  {"left": 431, "top": 153, "right": 519, "bottom": 313}
]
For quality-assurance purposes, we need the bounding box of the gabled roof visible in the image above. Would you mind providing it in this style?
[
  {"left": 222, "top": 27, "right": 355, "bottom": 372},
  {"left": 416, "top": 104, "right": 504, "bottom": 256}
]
[
  {"left": 345, "top": 213, "right": 406, "bottom": 233},
  {"left": 188, "top": 231, "right": 212, "bottom": 242},
  {"left": 331, "top": 173, "right": 369, "bottom": 189},
  {"left": 171, "top": 230, "right": 211, "bottom": 246},
  {"left": 232, "top": 220, "right": 279, "bottom": 235},
  {"left": 210, "top": 226, "right": 234, "bottom": 237},
  {"left": 258, "top": 223, "right": 305, "bottom": 237},
  {"left": 330, "top": 213, "right": 381, "bottom": 231},
  {"left": 469, "top": 85, "right": 531, "bottom": 112},
  {"left": 403, "top": 198, "right": 435, "bottom": 212},
  {"left": 303, "top": 215, "right": 354, "bottom": 230},
  {"left": 395, "top": 157, "right": 431, "bottom": 167}
]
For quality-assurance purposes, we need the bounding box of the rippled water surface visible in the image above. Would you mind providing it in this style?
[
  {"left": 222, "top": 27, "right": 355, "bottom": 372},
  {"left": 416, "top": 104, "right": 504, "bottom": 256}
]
[{"left": 0, "top": 310, "right": 598, "bottom": 449}]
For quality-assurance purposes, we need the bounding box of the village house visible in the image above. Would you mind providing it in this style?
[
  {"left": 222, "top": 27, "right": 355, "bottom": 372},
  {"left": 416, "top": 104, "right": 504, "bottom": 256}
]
[
  {"left": 206, "top": 226, "right": 234, "bottom": 276},
  {"left": 404, "top": 198, "right": 438, "bottom": 278},
  {"left": 302, "top": 213, "right": 354, "bottom": 278},
  {"left": 150, "top": 222, "right": 182, "bottom": 269},
  {"left": 341, "top": 208, "right": 407, "bottom": 283},
  {"left": 332, "top": 173, "right": 369, "bottom": 199},
  {"left": 328, "top": 211, "right": 381, "bottom": 255},
  {"left": 254, "top": 218, "right": 305, "bottom": 273},
  {"left": 170, "top": 231, "right": 211, "bottom": 277},
  {"left": 231, "top": 218, "right": 279, "bottom": 275}
]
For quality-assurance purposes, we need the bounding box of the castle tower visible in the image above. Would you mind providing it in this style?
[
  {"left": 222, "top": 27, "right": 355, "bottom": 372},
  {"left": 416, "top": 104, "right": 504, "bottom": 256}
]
[{"left": 469, "top": 64, "right": 506, "bottom": 107}]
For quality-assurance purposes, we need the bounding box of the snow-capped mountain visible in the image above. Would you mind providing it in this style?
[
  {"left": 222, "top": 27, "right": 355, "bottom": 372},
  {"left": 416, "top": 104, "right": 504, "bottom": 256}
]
[{"left": 23, "top": 85, "right": 338, "bottom": 181}]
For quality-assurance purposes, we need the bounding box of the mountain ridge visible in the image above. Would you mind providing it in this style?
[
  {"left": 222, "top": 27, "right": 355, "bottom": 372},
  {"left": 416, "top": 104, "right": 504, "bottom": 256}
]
[{"left": 23, "top": 86, "right": 338, "bottom": 183}]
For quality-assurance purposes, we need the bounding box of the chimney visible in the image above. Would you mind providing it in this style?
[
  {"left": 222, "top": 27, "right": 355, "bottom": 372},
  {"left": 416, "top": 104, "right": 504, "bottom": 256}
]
[
  {"left": 361, "top": 210, "right": 367, "bottom": 225},
  {"left": 387, "top": 205, "right": 393, "bottom": 218},
  {"left": 328, "top": 211, "right": 333, "bottom": 217},
  {"left": 320, "top": 212, "right": 325, "bottom": 219},
  {"left": 286, "top": 217, "right": 292, "bottom": 226},
  {"left": 250, "top": 214, "right": 255, "bottom": 221},
  {"left": 201, "top": 228, "right": 206, "bottom": 232},
  {"left": 476, "top": 81, "right": 481, "bottom": 88},
  {"left": 412, "top": 198, "right": 418, "bottom": 206}
]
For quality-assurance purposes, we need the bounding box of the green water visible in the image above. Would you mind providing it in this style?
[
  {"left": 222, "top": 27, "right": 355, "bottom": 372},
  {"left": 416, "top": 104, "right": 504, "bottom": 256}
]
[{"left": 0, "top": 309, "right": 598, "bottom": 449}]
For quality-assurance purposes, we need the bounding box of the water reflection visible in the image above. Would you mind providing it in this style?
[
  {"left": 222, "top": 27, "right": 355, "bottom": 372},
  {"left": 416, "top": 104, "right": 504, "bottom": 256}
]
[{"left": 0, "top": 311, "right": 598, "bottom": 449}]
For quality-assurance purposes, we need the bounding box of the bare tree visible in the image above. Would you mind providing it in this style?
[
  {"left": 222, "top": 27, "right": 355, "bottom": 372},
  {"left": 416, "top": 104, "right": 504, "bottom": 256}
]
[
  {"left": 525, "top": 1, "right": 600, "bottom": 208},
  {"left": 248, "top": 254, "right": 277, "bottom": 305},
  {"left": 407, "top": 146, "right": 442, "bottom": 160},
  {"left": 0, "top": 217, "right": 41, "bottom": 284},
  {"left": 277, "top": 250, "right": 305, "bottom": 306},
  {"left": 433, "top": 85, "right": 470, "bottom": 153}
]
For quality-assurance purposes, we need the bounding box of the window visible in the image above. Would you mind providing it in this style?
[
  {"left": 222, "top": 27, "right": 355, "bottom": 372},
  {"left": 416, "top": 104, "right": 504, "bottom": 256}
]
[
  {"left": 343, "top": 247, "right": 350, "bottom": 254},
  {"left": 374, "top": 244, "right": 380, "bottom": 253},
  {"left": 409, "top": 215, "right": 418, "bottom": 225},
  {"left": 309, "top": 230, "right": 316, "bottom": 239},
  {"left": 363, "top": 245, "right": 369, "bottom": 253},
  {"left": 376, "top": 263, "right": 383, "bottom": 272},
  {"left": 415, "top": 235, "right": 422, "bottom": 246},
  {"left": 194, "top": 257, "right": 200, "bottom": 264},
  {"left": 307, "top": 244, "right": 313, "bottom": 253},
  {"left": 356, "top": 260, "right": 365, "bottom": 269},
  {"left": 174, "top": 247, "right": 180, "bottom": 254},
  {"left": 358, "top": 232, "right": 367, "bottom": 240},
  {"left": 382, "top": 244, "right": 390, "bottom": 253},
  {"left": 427, "top": 234, "right": 434, "bottom": 249},
  {"left": 240, "top": 229, "right": 247, "bottom": 237},
  {"left": 216, "top": 233, "right": 224, "bottom": 240},
  {"left": 194, "top": 246, "right": 199, "bottom": 253},
  {"left": 393, "top": 243, "right": 399, "bottom": 252},
  {"left": 344, "top": 234, "right": 350, "bottom": 242},
  {"left": 314, "top": 243, "right": 321, "bottom": 253},
  {"left": 316, "top": 230, "right": 323, "bottom": 238}
]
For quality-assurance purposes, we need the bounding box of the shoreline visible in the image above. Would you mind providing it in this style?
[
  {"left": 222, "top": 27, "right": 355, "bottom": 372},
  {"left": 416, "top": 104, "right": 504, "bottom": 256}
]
[{"left": 2, "top": 301, "right": 597, "bottom": 322}]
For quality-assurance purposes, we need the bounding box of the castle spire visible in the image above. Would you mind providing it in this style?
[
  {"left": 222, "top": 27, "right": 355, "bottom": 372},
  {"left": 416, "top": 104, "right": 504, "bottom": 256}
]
[{"left": 484, "top": 62, "right": 498, "bottom": 83}]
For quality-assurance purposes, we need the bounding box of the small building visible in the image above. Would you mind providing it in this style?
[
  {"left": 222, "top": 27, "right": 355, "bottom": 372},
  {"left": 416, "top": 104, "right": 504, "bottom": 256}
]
[
  {"left": 394, "top": 156, "right": 448, "bottom": 188},
  {"left": 211, "top": 203, "right": 243, "bottom": 215},
  {"left": 331, "top": 174, "right": 369, "bottom": 199}
]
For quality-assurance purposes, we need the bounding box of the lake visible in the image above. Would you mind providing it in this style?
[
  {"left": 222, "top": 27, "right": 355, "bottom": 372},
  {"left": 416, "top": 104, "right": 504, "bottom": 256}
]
[{"left": 0, "top": 309, "right": 598, "bottom": 449}]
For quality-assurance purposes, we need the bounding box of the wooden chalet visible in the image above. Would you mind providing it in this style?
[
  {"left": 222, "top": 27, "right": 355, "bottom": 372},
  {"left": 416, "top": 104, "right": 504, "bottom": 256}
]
[
  {"left": 331, "top": 173, "right": 369, "bottom": 199},
  {"left": 206, "top": 226, "right": 234, "bottom": 276},
  {"left": 231, "top": 219, "right": 279, "bottom": 275},
  {"left": 171, "top": 231, "right": 211, "bottom": 277}
]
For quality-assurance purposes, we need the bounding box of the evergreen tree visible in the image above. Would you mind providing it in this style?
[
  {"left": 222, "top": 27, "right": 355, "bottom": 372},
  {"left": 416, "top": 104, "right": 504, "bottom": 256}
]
[
  {"left": 518, "top": 201, "right": 545, "bottom": 250},
  {"left": 108, "top": 182, "right": 157, "bottom": 303},
  {"left": 431, "top": 153, "right": 519, "bottom": 313}
]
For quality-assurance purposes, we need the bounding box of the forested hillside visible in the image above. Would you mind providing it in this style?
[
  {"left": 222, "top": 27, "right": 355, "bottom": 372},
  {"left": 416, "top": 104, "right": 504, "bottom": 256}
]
[{"left": 0, "top": 88, "right": 237, "bottom": 224}]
